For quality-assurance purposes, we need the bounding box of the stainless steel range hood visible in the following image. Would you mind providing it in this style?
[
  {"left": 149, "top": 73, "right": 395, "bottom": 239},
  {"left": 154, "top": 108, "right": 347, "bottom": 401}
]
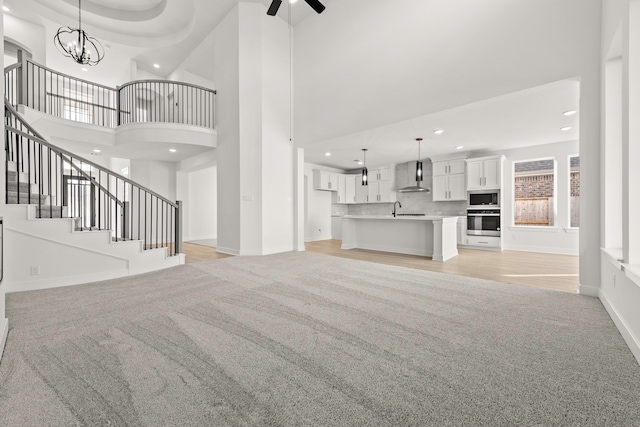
[
  {"left": 398, "top": 183, "right": 430, "bottom": 193},
  {"left": 397, "top": 161, "right": 431, "bottom": 193}
]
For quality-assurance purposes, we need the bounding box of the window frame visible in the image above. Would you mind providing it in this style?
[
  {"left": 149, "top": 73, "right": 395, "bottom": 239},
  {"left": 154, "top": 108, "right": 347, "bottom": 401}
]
[
  {"left": 511, "top": 157, "right": 558, "bottom": 229},
  {"left": 568, "top": 154, "right": 580, "bottom": 230}
]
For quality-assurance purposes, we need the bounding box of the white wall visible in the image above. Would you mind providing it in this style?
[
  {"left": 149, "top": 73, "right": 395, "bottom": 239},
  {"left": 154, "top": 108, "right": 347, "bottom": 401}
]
[
  {"left": 492, "top": 140, "right": 580, "bottom": 255},
  {"left": 260, "top": 10, "right": 294, "bottom": 254},
  {"left": 187, "top": 166, "right": 217, "bottom": 241},
  {"left": 0, "top": 0, "right": 7, "bottom": 356},
  {"left": 212, "top": 5, "right": 241, "bottom": 254},
  {"left": 3, "top": 14, "right": 46, "bottom": 63},
  {"left": 597, "top": 0, "right": 640, "bottom": 364},
  {"left": 129, "top": 159, "right": 176, "bottom": 201}
]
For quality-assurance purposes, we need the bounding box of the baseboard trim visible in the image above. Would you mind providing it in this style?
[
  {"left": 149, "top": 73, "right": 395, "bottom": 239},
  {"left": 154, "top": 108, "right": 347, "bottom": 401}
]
[
  {"left": 215, "top": 246, "right": 239, "bottom": 256},
  {"left": 5, "top": 268, "right": 131, "bottom": 293},
  {"left": 578, "top": 284, "right": 600, "bottom": 297},
  {"left": 599, "top": 289, "right": 640, "bottom": 365},
  {"left": 0, "top": 318, "right": 8, "bottom": 363}
]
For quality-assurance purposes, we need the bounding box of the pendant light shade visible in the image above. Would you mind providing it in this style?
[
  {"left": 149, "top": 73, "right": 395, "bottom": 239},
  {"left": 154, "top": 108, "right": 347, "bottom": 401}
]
[
  {"left": 361, "top": 148, "right": 368, "bottom": 186},
  {"left": 54, "top": 0, "right": 105, "bottom": 66},
  {"left": 415, "top": 138, "right": 423, "bottom": 182}
]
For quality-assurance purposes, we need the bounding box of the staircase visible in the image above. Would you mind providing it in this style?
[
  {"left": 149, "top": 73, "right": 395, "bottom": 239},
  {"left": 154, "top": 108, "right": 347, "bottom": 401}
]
[{"left": 3, "top": 100, "right": 184, "bottom": 292}]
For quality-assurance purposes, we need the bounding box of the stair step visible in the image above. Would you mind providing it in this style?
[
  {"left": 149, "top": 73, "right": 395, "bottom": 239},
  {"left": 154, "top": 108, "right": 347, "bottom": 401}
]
[
  {"left": 36, "top": 206, "right": 69, "bottom": 218},
  {"left": 7, "top": 181, "right": 39, "bottom": 193},
  {"left": 7, "top": 191, "right": 49, "bottom": 205},
  {"left": 6, "top": 170, "right": 30, "bottom": 184}
]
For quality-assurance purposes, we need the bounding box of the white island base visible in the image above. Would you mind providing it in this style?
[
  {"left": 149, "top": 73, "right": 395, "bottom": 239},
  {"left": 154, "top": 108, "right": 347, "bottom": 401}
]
[{"left": 341, "top": 215, "right": 459, "bottom": 261}]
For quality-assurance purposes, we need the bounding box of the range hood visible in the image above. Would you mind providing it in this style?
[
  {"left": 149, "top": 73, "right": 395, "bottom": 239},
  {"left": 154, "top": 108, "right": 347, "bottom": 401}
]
[
  {"left": 397, "top": 161, "right": 431, "bottom": 193},
  {"left": 398, "top": 183, "right": 430, "bottom": 193}
]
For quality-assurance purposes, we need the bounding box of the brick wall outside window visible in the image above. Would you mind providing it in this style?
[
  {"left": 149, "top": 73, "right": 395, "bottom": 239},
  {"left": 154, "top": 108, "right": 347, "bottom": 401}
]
[{"left": 514, "top": 174, "right": 554, "bottom": 198}]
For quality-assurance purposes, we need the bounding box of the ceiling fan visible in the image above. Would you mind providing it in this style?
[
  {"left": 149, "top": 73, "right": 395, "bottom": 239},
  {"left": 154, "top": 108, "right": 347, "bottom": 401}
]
[{"left": 267, "top": 0, "right": 325, "bottom": 16}]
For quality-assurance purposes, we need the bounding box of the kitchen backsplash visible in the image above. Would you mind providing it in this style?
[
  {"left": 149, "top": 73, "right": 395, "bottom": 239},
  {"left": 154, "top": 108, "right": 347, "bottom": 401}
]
[{"left": 344, "top": 193, "right": 467, "bottom": 216}]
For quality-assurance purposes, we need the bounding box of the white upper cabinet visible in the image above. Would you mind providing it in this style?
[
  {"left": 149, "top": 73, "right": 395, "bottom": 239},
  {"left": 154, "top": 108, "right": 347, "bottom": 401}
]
[
  {"left": 336, "top": 174, "right": 347, "bottom": 203},
  {"left": 345, "top": 174, "right": 357, "bottom": 204},
  {"left": 432, "top": 174, "right": 466, "bottom": 201},
  {"left": 466, "top": 156, "right": 504, "bottom": 190},
  {"left": 433, "top": 159, "right": 465, "bottom": 176},
  {"left": 432, "top": 159, "right": 466, "bottom": 201},
  {"left": 313, "top": 170, "right": 338, "bottom": 191},
  {"left": 367, "top": 168, "right": 390, "bottom": 183},
  {"left": 355, "top": 178, "right": 369, "bottom": 203}
]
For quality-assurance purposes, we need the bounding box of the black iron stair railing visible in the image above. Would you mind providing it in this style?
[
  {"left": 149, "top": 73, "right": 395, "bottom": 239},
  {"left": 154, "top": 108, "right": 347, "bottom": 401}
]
[{"left": 4, "top": 98, "right": 182, "bottom": 256}]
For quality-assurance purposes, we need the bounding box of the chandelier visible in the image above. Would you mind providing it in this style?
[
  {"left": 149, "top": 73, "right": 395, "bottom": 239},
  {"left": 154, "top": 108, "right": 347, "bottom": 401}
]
[{"left": 54, "top": 0, "right": 105, "bottom": 66}]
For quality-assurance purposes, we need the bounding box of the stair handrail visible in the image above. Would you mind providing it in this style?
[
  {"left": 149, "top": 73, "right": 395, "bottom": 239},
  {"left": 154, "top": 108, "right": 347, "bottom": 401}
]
[
  {"left": 5, "top": 124, "right": 125, "bottom": 209},
  {"left": 5, "top": 99, "right": 177, "bottom": 209}
]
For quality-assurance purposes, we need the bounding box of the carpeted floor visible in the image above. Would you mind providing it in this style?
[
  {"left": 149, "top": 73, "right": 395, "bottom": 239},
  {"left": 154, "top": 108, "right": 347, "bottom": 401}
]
[{"left": 0, "top": 252, "right": 639, "bottom": 426}]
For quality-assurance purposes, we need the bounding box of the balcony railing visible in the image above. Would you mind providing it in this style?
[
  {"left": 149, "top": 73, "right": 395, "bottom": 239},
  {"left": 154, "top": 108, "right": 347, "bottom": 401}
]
[{"left": 6, "top": 57, "right": 216, "bottom": 130}]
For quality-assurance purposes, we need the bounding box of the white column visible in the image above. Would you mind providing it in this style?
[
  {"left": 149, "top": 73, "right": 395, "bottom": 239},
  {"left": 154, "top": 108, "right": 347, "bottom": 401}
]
[{"left": 215, "top": 3, "right": 295, "bottom": 256}]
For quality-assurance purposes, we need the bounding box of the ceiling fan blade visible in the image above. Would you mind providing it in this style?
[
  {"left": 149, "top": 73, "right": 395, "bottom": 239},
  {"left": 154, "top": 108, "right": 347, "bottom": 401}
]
[
  {"left": 303, "top": 0, "right": 326, "bottom": 14},
  {"left": 267, "top": 0, "right": 283, "bottom": 16}
]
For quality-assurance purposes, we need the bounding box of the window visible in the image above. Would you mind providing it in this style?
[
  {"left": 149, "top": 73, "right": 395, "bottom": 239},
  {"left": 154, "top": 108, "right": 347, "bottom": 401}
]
[
  {"left": 513, "top": 158, "right": 556, "bottom": 227},
  {"left": 62, "top": 89, "right": 93, "bottom": 124},
  {"left": 569, "top": 156, "right": 580, "bottom": 228}
]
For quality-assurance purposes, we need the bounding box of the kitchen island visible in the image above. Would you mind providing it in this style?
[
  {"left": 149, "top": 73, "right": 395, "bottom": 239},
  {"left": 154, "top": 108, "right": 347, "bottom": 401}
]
[{"left": 341, "top": 215, "right": 459, "bottom": 261}]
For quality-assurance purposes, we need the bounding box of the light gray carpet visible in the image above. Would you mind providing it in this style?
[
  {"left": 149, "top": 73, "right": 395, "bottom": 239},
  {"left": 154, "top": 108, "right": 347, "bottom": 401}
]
[{"left": 1, "top": 252, "right": 639, "bottom": 426}]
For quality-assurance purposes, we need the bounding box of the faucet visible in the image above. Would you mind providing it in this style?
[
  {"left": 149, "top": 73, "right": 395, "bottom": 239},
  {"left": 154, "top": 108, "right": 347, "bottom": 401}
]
[{"left": 392, "top": 201, "right": 402, "bottom": 217}]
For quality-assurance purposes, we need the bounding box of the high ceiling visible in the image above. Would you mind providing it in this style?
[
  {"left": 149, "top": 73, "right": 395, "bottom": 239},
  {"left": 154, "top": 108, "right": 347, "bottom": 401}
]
[{"left": 4, "top": 0, "right": 598, "bottom": 170}]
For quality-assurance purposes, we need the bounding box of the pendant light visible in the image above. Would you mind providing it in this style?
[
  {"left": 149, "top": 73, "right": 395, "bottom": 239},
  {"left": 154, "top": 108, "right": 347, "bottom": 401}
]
[
  {"left": 415, "top": 138, "right": 423, "bottom": 182},
  {"left": 54, "top": 0, "right": 105, "bottom": 66},
  {"left": 361, "top": 148, "right": 368, "bottom": 186}
]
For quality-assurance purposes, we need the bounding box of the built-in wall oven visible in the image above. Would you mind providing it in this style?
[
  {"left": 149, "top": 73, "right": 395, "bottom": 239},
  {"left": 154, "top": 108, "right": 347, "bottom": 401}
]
[{"left": 467, "top": 209, "right": 501, "bottom": 236}]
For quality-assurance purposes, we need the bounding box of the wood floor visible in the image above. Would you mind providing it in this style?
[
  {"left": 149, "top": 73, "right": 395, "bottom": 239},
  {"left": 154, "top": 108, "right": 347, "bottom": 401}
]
[
  {"left": 306, "top": 240, "right": 579, "bottom": 293},
  {"left": 181, "top": 240, "right": 579, "bottom": 293},
  {"left": 182, "top": 242, "right": 232, "bottom": 263}
]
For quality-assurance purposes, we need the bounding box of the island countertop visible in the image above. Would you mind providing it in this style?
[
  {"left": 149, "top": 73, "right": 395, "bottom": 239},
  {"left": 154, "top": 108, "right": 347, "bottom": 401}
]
[{"left": 341, "top": 215, "right": 459, "bottom": 261}]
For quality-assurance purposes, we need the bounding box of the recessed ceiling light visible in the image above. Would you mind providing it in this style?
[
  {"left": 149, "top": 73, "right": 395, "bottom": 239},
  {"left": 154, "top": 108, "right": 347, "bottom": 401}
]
[
  {"left": 290, "top": 0, "right": 298, "bottom": 3},
  {"left": 455, "top": 146, "right": 464, "bottom": 150},
  {"left": 81, "top": 67, "right": 88, "bottom": 72},
  {"left": 563, "top": 110, "right": 577, "bottom": 116},
  {"left": 354, "top": 160, "right": 363, "bottom": 165},
  {"left": 325, "top": 152, "right": 331, "bottom": 156},
  {"left": 169, "top": 148, "right": 177, "bottom": 153},
  {"left": 2, "top": 6, "right": 9, "bottom": 12},
  {"left": 561, "top": 126, "right": 572, "bottom": 131},
  {"left": 434, "top": 129, "right": 444, "bottom": 135},
  {"left": 153, "top": 64, "right": 160, "bottom": 69},
  {"left": 92, "top": 149, "right": 101, "bottom": 153}
]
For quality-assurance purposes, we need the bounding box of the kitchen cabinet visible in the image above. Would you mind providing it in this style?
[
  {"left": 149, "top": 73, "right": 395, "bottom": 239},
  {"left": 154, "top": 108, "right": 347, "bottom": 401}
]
[
  {"left": 313, "top": 170, "right": 338, "bottom": 191},
  {"left": 466, "top": 235, "right": 502, "bottom": 249},
  {"left": 345, "top": 174, "right": 357, "bottom": 204},
  {"left": 368, "top": 168, "right": 390, "bottom": 182},
  {"left": 368, "top": 180, "right": 392, "bottom": 203},
  {"left": 432, "top": 174, "right": 466, "bottom": 201},
  {"left": 335, "top": 174, "right": 358, "bottom": 204},
  {"left": 466, "top": 156, "right": 504, "bottom": 190},
  {"left": 457, "top": 217, "right": 467, "bottom": 246},
  {"left": 355, "top": 178, "right": 369, "bottom": 203},
  {"left": 336, "top": 174, "right": 347, "bottom": 203},
  {"left": 432, "top": 158, "right": 466, "bottom": 201},
  {"left": 433, "top": 159, "right": 465, "bottom": 176}
]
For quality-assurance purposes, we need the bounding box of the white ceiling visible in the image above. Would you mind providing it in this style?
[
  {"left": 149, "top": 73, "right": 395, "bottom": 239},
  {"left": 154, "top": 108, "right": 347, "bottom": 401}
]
[{"left": 4, "top": 0, "right": 597, "bottom": 170}]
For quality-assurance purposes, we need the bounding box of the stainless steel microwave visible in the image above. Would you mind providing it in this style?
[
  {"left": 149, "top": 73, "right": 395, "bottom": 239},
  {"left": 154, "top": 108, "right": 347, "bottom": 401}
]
[{"left": 468, "top": 191, "right": 499, "bottom": 208}]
